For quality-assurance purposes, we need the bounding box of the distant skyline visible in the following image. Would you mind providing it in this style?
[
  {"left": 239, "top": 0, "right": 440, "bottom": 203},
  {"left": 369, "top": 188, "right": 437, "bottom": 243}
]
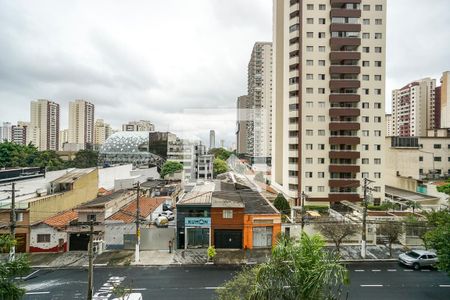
[{"left": 0, "top": 0, "right": 449, "bottom": 146}]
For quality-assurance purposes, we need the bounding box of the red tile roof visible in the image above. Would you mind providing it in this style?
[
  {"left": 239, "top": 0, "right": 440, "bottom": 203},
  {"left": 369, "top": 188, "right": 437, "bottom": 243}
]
[
  {"left": 42, "top": 210, "right": 78, "bottom": 228},
  {"left": 107, "top": 197, "right": 168, "bottom": 223}
]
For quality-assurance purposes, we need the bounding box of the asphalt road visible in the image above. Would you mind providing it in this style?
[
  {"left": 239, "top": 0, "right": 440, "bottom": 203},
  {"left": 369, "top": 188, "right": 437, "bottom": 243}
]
[{"left": 22, "top": 262, "right": 450, "bottom": 300}]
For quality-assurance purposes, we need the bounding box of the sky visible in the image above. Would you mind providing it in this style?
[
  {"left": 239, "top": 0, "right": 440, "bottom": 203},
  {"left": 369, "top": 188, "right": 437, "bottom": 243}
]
[{"left": 0, "top": 0, "right": 449, "bottom": 147}]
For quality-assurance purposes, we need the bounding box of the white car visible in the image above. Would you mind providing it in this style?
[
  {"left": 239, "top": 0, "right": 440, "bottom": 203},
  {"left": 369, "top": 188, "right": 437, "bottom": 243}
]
[
  {"left": 155, "top": 215, "right": 169, "bottom": 227},
  {"left": 399, "top": 250, "right": 438, "bottom": 270},
  {"left": 160, "top": 211, "right": 174, "bottom": 221}
]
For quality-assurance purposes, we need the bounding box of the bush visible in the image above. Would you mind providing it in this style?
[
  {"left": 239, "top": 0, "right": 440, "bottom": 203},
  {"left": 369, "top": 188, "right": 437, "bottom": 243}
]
[{"left": 273, "top": 193, "right": 290, "bottom": 214}]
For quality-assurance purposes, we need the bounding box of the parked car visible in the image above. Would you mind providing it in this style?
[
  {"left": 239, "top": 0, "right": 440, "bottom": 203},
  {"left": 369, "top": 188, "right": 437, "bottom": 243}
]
[
  {"left": 398, "top": 250, "right": 438, "bottom": 270},
  {"left": 163, "top": 203, "right": 173, "bottom": 211},
  {"left": 155, "top": 216, "right": 169, "bottom": 227},
  {"left": 160, "top": 211, "right": 174, "bottom": 221}
]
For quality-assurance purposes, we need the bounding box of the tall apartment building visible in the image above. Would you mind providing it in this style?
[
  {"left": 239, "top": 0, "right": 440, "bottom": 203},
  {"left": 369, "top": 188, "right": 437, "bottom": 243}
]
[
  {"left": 272, "top": 0, "right": 386, "bottom": 205},
  {"left": 438, "top": 71, "right": 450, "bottom": 128},
  {"left": 248, "top": 42, "right": 273, "bottom": 160},
  {"left": 11, "top": 122, "right": 29, "bottom": 145},
  {"left": 59, "top": 129, "right": 69, "bottom": 151},
  {"left": 385, "top": 113, "right": 393, "bottom": 136},
  {"left": 122, "top": 120, "right": 154, "bottom": 132},
  {"left": 236, "top": 95, "right": 252, "bottom": 154},
  {"left": 94, "top": 119, "right": 112, "bottom": 147},
  {"left": 68, "top": 100, "right": 95, "bottom": 149},
  {"left": 391, "top": 78, "right": 436, "bottom": 137},
  {"left": 209, "top": 130, "right": 216, "bottom": 149},
  {"left": 30, "top": 100, "right": 60, "bottom": 151},
  {"left": 0, "top": 122, "right": 12, "bottom": 142}
]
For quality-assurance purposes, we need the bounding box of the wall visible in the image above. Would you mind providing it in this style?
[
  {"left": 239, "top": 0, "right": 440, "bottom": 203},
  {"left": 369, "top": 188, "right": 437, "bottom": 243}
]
[
  {"left": 210, "top": 207, "right": 244, "bottom": 246},
  {"left": 243, "top": 214, "right": 282, "bottom": 249},
  {"left": 98, "top": 164, "right": 133, "bottom": 190},
  {"left": 29, "top": 224, "right": 67, "bottom": 252},
  {"left": 104, "top": 222, "right": 134, "bottom": 248},
  {"left": 29, "top": 169, "right": 98, "bottom": 223},
  {"left": 0, "top": 209, "right": 30, "bottom": 252}
]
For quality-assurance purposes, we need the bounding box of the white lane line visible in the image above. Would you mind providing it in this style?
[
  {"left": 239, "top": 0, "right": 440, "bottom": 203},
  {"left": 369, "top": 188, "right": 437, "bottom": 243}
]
[
  {"left": 421, "top": 269, "right": 430, "bottom": 272},
  {"left": 204, "top": 287, "right": 225, "bottom": 290},
  {"left": 16, "top": 269, "right": 40, "bottom": 280},
  {"left": 26, "top": 292, "right": 50, "bottom": 295},
  {"left": 387, "top": 269, "right": 397, "bottom": 272},
  {"left": 132, "top": 288, "right": 147, "bottom": 291},
  {"left": 361, "top": 284, "right": 384, "bottom": 287},
  {"left": 372, "top": 269, "right": 381, "bottom": 272},
  {"left": 354, "top": 269, "right": 365, "bottom": 272},
  {"left": 404, "top": 269, "right": 413, "bottom": 272},
  {"left": 439, "top": 285, "right": 450, "bottom": 288}
]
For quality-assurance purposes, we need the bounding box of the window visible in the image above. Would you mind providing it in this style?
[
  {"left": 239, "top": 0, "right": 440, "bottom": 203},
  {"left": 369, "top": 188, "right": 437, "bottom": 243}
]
[
  {"left": 375, "top": 89, "right": 382, "bottom": 95},
  {"left": 318, "top": 88, "right": 325, "bottom": 94},
  {"left": 363, "top": 47, "right": 370, "bottom": 53},
  {"left": 373, "top": 186, "right": 381, "bottom": 192},
  {"left": 363, "top": 5, "right": 370, "bottom": 11},
  {"left": 318, "top": 74, "right": 325, "bottom": 80},
  {"left": 375, "top": 4, "right": 383, "bottom": 11},
  {"left": 319, "top": 18, "right": 326, "bottom": 25},
  {"left": 362, "top": 172, "right": 369, "bottom": 178},
  {"left": 375, "top": 33, "right": 382, "bottom": 39},
  {"left": 306, "top": 74, "right": 314, "bottom": 80},
  {"left": 307, "top": 32, "right": 314, "bottom": 38},
  {"left": 362, "top": 61, "right": 370, "bottom": 67},
  {"left": 318, "top": 158, "right": 325, "bottom": 164},
  {"left": 319, "top": 46, "right": 325, "bottom": 52},
  {"left": 289, "top": 24, "right": 300, "bottom": 33},
  {"left": 374, "top": 116, "right": 382, "bottom": 123},
  {"left": 37, "top": 234, "right": 51, "bottom": 243},
  {"left": 305, "top": 172, "right": 313, "bottom": 178},
  {"left": 375, "top": 61, "right": 382, "bottom": 67},
  {"left": 374, "top": 102, "right": 382, "bottom": 109},
  {"left": 362, "top": 158, "right": 369, "bottom": 164},
  {"left": 306, "top": 88, "right": 313, "bottom": 94},
  {"left": 87, "top": 214, "right": 97, "bottom": 222},
  {"left": 374, "top": 158, "right": 381, "bottom": 164},
  {"left": 318, "top": 144, "right": 325, "bottom": 150},
  {"left": 362, "top": 75, "right": 370, "bottom": 81},
  {"left": 375, "top": 75, "right": 382, "bottom": 81},
  {"left": 362, "top": 116, "right": 369, "bottom": 122},
  {"left": 289, "top": 144, "right": 298, "bottom": 150},
  {"left": 319, "top": 4, "right": 326, "bottom": 10},
  {"left": 307, "top": 4, "right": 314, "bottom": 10},
  {"left": 289, "top": 170, "right": 298, "bottom": 177},
  {"left": 363, "top": 88, "right": 369, "bottom": 95},
  {"left": 374, "top": 172, "right": 381, "bottom": 179},
  {"left": 318, "top": 172, "right": 325, "bottom": 178},
  {"left": 306, "top": 130, "right": 313, "bottom": 136},
  {"left": 318, "top": 130, "right": 325, "bottom": 136},
  {"left": 375, "top": 19, "right": 383, "bottom": 25},
  {"left": 306, "top": 46, "right": 313, "bottom": 52},
  {"left": 374, "top": 130, "right": 381, "bottom": 136},
  {"left": 375, "top": 144, "right": 381, "bottom": 151},
  {"left": 434, "top": 144, "right": 442, "bottom": 149},
  {"left": 362, "top": 130, "right": 369, "bottom": 136},
  {"left": 318, "top": 32, "right": 325, "bottom": 38},
  {"left": 434, "top": 157, "right": 442, "bottom": 162},
  {"left": 419, "top": 156, "right": 423, "bottom": 162},
  {"left": 306, "top": 158, "right": 313, "bottom": 164},
  {"left": 307, "top": 18, "right": 314, "bottom": 24},
  {"left": 306, "top": 144, "right": 313, "bottom": 150},
  {"left": 16, "top": 212, "right": 23, "bottom": 222},
  {"left": 363, "top": 144, "right": 369, "bottom": 151},
  {"left": 318, "top": 101, "right": 326, "bottom": 108},
  {"left": 375, "top": 47, "right": 382, "bottom": 53},
  {"left": 306, "top": 101, "right": 313, "bottom": 108},
  {"left": 306, "top": 186, "right": 313, "bottom": 192},
  {"left": 363, "top": 19, "right": 370, "bottom": 25},
  {"left": 318, "top": 116, "right": 326, "bottom": 122},
  {"left": 318, "top": 186, "right": 325, "bottom": 192},
  {"left": 362, "top": 33, "right": 370, "bottom": 39},
  {"left": 289, "top": 157, "right": 298, "bottom": 164},
  {"left": 306, "top": 115, "right": 313, "bottom": 122},
  {"left": 362, "top": 102, "right": 369, "bottom": 109},
  {"left": 318, "top": 60, "right": 326, "bottom": 66},
  {"left": 223, "top": 210, "right": 233, "bottom": 219},
  {"left": 306, "top": 60, "right": 314, "bottom": 66},
  {"left": 289, "top": 77, "right": 299, "bottom": 85}
]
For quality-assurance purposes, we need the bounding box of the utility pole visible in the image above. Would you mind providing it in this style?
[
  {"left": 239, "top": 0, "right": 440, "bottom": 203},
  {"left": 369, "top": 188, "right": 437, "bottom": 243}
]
[
  {"left": 87, "top": 221, "right": 94, "bottom": 300},
  {"left": 300, "top": 191, "right": 306, "bottom": 233},
  {"left": 135, "top": 182, "right": 141, "bottom": 264},
  {"left": 361, "top": 178, "right": 374, "bottom": 259},
  {"left": 1, "top": 182, "right": 20, "bottom": 262}
]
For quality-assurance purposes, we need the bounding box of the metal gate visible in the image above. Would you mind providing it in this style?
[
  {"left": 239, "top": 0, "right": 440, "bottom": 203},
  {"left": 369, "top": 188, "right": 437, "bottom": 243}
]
[
  {"left": 69, "top": 233, "right": 89, "bottom": 251},
  {"left": 214, "top": 230, "right": 242, "bottom": 249}
]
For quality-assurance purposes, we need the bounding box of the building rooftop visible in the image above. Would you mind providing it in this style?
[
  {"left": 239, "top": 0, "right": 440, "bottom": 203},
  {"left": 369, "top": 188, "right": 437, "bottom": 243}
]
[
  {"left": 41, "top": 210, "right": 78, "bottom": 228},
  {"left": 385, "top": 185, "right": 439, "bottom": 202},
  {"left": 51, "top": 168, "right": 96, "bottom": 185},
  {"left": 177, "top": 181, "right": 215, "bottom": 206},
  {"left": 77, "top": 190, "right": 133, "bottom": 209},
  {"left": 107, "top": 197, "right": 167, "bottom": 223}
]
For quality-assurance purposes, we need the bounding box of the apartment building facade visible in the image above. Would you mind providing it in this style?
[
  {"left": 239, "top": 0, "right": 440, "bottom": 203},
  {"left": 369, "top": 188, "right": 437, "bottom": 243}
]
[
  {"left": 30, "top": 99, "right": 60, "bottom": 151},
  {"left": 236, "top": 95, "right": 252, "bottom": 154},
  {"left": 94, "top": 119, "right": 112, "bottom": 147},
  {"left": 0, "top": 122, "right": 12, "bottom": 142},
  {"left": 391, "top": 78, "right": 436, "bottom": 137},
  {"left": 11, "top": 122, "right": 29, "bottom": 145},
  {"left": 122, "top": 120, "right": 155, "bottom": 132},
  {"left": 68, "top": 100, "right": 95, "bottom": 149},
  {"left": 272, "top": 0, "right": 386, "bottom": 205},
  {"left": 438, "top": 71, "right": 450, "bottom": 129}
]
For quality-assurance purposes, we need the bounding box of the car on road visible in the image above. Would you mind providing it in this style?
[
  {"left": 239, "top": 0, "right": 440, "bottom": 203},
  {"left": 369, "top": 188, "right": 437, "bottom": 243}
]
[
  {"left": 160, "top": 210, "right": 174, "bottom": 221},
  {"left": 399, "top": 250, "right": 438, "bottom": 270},
  {"left": 155, "top": 215, "right": 169, "bottom": 227}
]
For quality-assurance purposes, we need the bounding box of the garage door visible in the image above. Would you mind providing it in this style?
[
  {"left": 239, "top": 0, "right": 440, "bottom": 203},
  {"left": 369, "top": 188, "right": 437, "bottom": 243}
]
[
  {"left": 69, "top": 233, "right": 90, "bottom": 251},
  {"left": 214, "top": 229, "right": 242, "bottom": 249}
]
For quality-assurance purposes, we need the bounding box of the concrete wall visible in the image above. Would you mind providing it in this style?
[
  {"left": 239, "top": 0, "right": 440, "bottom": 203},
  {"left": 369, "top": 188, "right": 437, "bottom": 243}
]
[
  {"left": 29, "top": 169, "right": 98, "bottom": 223},
  {"left": 30, "top": 224, "right": 67, "bottom": 252},
  {"left": 98, "top": 164, "right": 133, "bottom": 190}
]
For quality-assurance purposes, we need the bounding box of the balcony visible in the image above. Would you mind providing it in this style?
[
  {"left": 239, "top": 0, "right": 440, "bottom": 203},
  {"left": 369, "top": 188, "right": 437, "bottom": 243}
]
[
  {"left": 330, "top": 51, "right": 361, "bottom": 61},
  {"left": 330, "top": 37, "right": 361, "bottom": 49},
  {"left": 330, "top": 23, "right": 361, "bottom": 32},
  {"left": 330, "top": 65, "right": 361, "bottom": 74},
  {"left": 329, "top": 94, "right": 360, "bottom": 103},
  {"left": 329, "top": 151, "right": 360, "bottom": 159},
  {"left": 330, "top": 0, "right": 361, "bottom": 4},
  {"left": 330, "top": 9, "right": 361, "bottom": 18},
  {"left": 329, "top": 122, "right": 360, "bottom": 131},
  {"left": 329, "top": 136, "right": 360, "bottom": 145},
  {"left": 329, "top": 108, "right": 360, "bottom": 117},
  {"left": 328, "top": 193, "right": 361, "bottom": 202},
  {"left": 330, "top": 80, "right": 360, "bottom": 89},
  {"left": 329, "top": 179, "right": 360, "bottom": 188},
  {"left": 329, "top": 165, "right": 360, "bottom": 173}
]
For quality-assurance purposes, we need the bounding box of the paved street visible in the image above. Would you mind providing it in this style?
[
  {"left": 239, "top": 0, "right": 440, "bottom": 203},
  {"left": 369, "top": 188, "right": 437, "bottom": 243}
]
[{"left": 23, "top": 262, "right": 450, "bottom": 300}]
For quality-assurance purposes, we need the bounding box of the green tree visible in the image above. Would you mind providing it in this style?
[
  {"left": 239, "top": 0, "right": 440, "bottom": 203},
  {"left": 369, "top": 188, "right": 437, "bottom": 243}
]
[
  {"left": 407, "top": 201, "right": 422, "bottom": 214},
  {"left": 213, "top": 158, "right": 228, "bottom": 176},
  {"left": 33, "top": 150, "right": 65, "bottom": 171},
  {"left": 216, "top": 234, "right": 348, "bottom": 300},
  {"left": 437, "top": 183, "right": 450, "bottom": 195},
  {"left": 69, "top": 149, "right": 99, "bottom": 168},
  {"left": 160, "top": 161, "right": 183, "bottom": 178},
  {"left": 0, "top": 236, "right": 31, "bottom": 300},
  {"left": 209, "top": 148, "right": 232, "bottom": 161},
  {"left": 378, "top": 222, "right": 404, "bottom": 258},
  {"left": 424, "top": 210, "right": 450, "bottom": 275},
  {"left": 273, "top": 193, "right": 290, "bottom": 215}
]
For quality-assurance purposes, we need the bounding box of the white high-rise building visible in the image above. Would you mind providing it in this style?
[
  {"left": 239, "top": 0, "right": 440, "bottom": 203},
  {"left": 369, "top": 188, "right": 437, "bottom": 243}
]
[
  {"left": 392, "top": 78, "right": 436, "bottom": 137},
  {"left": 30, "top": 100, "right": 60, "bottom": 151},
  {"left": 209, "top": 130, "right": 216, "bottom": 149},
  {"left": 438, "top": 71, "right": 450, "bottom": 129},
  {"left": 11, "top": 121, "right": 29, "bottom": 145},
  {"left": 0, "top": 122, "right": 12, "bottom": 142},
  {"left": 236, "top": 95, "right": 252, "bottom": 155},
  {"left": 59, "top": 129, "right": 69, "bottom": 151},
  {"left": 272, "top": 0, "right": 386, "bottom": 205},
  {"left": 248, "top": 42, "right": 273, "bottom": 159},
  {"left": 122, "top": 120, "right": 154, "bottom": 132},
  {"left": 94, "top": 119, "right": 112, "bottom": 146},
  {"left": 68, "top": 100, "right": 95, "bottom": 149},
  {"left": 385, "top": 114, "right": 393, "bottom": 137}
]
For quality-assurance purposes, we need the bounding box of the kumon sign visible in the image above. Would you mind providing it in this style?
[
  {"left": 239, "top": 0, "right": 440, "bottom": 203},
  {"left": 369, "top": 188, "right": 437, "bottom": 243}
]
[{"left": 184, "top": 217, "right": 211, "bottom": 227}]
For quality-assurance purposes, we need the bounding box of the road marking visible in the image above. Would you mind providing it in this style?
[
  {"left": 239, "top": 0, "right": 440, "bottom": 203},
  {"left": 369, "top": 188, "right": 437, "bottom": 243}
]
[
  {"left": 421, "top": 269, "right": 430, "bottom": 272},
  {"left": 16, "top": 269, "right": 40, "bottom": 280},
  {"left": 26, "top": 292, "right": 50, "bottom": 295},
  {"left": 354, "top": 269, "right": 365, "bottom": 272},
  {"left": 361, "top": 285, "right": 383, "bottom": 287},
  {"left": 439, "top": 285, "right": 450, "bottom": 288},
  {"left": 132, "top": 288, "right": 147, "bottom": 291},
  {"left": 371, "top": 269, "right": 381, "bottom": 272},
  {"left": 387, "top": 269, "right": 397, "bottom": 272},
  {"left": 204, "top": 287, "right": 225, "bottom": 290},
  {"left": 404, "top": 269, "right": 413, "bottom": 272}
]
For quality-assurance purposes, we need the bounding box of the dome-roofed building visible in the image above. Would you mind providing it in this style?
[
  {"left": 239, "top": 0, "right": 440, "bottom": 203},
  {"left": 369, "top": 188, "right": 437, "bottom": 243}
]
[{"left": 99, "top": 131, "right": 169, "bottom": 168}]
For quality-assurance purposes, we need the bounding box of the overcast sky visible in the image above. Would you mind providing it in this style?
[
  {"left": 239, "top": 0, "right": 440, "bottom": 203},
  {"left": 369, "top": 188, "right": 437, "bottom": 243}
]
[{"left": 0, "top": 0, "right": 449, "bottom": 146}]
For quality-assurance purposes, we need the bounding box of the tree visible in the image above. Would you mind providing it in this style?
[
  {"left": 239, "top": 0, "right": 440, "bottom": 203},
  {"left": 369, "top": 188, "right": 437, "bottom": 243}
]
[
  {"left": 33, "top": 150, "right": 65, "bottom": 171},
  {"left": 315, "top": 218, "right": 360, "bottom": 253},
  {"left": 437, "top": 182, "right": 450, "bottom": 195},
  {"left": 70, "top": 149, "right": 99, "bottom": 168},
  {"left": 213, "top": 158, "right": 228, "bottom": 176},
  {"left": 424, "top": 210, "right": 450, "bottom": 275},
  {"left": 160, "top": 161, "right": 183, "bottom": 178},
  {"left": 407, "top": 201, "right": 422, "bottom": 214},
  {"left": 378, "top": 222, "right": 404, "bottom": 258},
  {"left": 273, "top": 193, "right": 290, "bottom": 215},
  {"left": 216, "top": 233, "right": 348, "bottom": 300},
  {"left": 0, "top": 236, "right": 31, "bottom": 300},
  {"left": 209, "top": 148, "right": 232, "bottom": 161}
]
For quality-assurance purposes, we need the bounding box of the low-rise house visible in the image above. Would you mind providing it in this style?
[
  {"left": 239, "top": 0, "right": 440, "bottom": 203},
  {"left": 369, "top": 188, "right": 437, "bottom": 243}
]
[{"left": 104, "top": 197, "right": 168, "bottom": 249}]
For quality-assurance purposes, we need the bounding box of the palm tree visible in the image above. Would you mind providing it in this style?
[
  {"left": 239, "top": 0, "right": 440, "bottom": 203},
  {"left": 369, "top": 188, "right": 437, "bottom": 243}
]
[{"left": 407, "top": 201, "right": 422, "bottom": 214}]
